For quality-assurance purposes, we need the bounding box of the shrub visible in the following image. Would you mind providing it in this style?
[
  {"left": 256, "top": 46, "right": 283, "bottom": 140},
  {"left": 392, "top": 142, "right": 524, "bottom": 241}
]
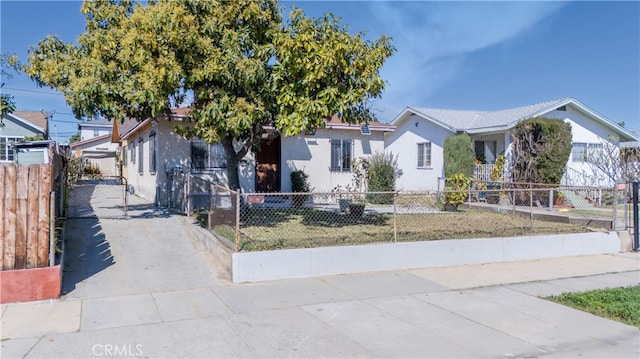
[
  {"left": 444, "top": 133, "right": 475, "bottom": 178},
  {"left": 444, "top": 173, "right": 472, "bottom": 210},
  {"left": 290, "top": 169, "right": 311, "bottom": 207},
  {"left": 367, "top": 151, "right": 400, "bottom": 204},
  {"left": 511, "top": 117, "right": 571, "bottom": 205}
]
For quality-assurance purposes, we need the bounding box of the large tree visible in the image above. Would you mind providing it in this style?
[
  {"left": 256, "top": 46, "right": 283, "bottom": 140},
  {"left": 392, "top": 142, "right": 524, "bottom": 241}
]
[{"left": 25, "top": 0, "right": 395, "bottom": 189}]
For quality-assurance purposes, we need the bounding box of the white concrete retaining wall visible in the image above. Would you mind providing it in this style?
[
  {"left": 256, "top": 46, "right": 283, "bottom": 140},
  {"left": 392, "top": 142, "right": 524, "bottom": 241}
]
[{"left": 231, "top": 232, "right": 621, "bottom": 283}]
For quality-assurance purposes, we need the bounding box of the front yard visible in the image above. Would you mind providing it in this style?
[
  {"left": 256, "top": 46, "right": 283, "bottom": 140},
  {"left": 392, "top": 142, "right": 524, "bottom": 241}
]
[{"left": 212, "top": 208, "right": 592, "bottom": 251}]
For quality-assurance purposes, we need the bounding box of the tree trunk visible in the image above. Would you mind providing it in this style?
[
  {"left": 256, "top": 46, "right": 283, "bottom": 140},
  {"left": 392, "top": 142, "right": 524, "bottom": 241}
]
[{"left": 221, "top": 135, "right": 250, "bottom": 191}]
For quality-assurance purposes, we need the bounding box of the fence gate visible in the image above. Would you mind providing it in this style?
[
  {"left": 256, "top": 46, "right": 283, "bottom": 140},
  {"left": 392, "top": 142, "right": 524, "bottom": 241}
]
[{"left": 66, "top": 176, "right": 128, "bottom": 219}]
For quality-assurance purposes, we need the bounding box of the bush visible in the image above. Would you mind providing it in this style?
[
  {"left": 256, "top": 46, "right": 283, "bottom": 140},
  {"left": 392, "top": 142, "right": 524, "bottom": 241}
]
[
  {"left": 290, "top": 169, "right": 311, "bottom": 207},
  {"left": 444, "top": 133, "right": 475, "bottom": 178},
  {"left": 367, "top": 152, "right": 400, "bottom": 204},
  {"left": 511, "top": 117, "right": 571, "bottom": 205},
  {"left": 444, "top": 173, "right": 472, "bottom": 211},
  {"left": 83, "top": 163, "right": 102, "bottom": 178}
]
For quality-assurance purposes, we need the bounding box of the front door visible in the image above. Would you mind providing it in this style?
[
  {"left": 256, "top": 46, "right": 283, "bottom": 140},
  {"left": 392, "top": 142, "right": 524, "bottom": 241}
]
[{"left": 256, "top": 136, "right": 281, "bottom": 192}]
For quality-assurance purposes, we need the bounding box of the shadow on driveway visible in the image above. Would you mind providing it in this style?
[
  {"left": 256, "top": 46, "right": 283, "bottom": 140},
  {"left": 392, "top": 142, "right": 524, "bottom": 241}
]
[{"left": 62, "top": 218, "right": 115, "bottom": 295}]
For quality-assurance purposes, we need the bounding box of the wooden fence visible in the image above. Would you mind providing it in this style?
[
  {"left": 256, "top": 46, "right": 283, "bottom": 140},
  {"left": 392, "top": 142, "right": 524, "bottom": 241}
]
[{"left": 0, "top": 164, "right": 53, "bottom": 270}]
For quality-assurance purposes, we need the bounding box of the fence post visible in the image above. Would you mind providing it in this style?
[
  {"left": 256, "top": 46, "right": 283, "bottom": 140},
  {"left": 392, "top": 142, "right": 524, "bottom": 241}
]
[
  {"left": 612, "top": 186, "right": 618, "bottom": 230},
  {"left": 49, "top": 191, "right": 55, "bottom": 266},
  {"left": 548, "top": 189, "right": 553, "bottom": 210},
  {"left": 235, "top": 190, "right": 240, "bottom": 252},
  {"left": 633, "top": 181, "right": 639, "bottom": 251},
  {"left": 529, "top": 183, "right": 533, "bottom": 227},
  {"left": 393, "top": 192, "right": 397, "bottom": 243}
]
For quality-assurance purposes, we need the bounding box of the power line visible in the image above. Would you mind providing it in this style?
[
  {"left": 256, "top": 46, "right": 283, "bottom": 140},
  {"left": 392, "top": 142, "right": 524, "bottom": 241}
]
[{"left": 4, "top": 87, "right": 65, "bottom": 96}]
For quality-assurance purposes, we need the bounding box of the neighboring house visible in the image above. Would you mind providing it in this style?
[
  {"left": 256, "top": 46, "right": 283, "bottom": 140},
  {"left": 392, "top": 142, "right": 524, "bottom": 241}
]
[
  {"left": 0, "top": 111, "right": 48, "bottom": 164},
  {"left": 120, "top": 109, "right": 395, "bottom": 205},
  {"left": 70, "top": 134, "right": 119, "bottom": 176},
  {"left": 385, "top": 98, "right": 640, "bottom": 190},
  {"left": 78, "top": 119, "right": 112, "bottom": 141},
  {"left": 70, "top": 119, "right": 119, "bottom": 176}
]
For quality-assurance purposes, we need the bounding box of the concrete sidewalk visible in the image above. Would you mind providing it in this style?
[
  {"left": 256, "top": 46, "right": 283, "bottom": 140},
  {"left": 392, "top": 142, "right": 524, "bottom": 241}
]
[{"left": 2, "top": 252, "right": 639, "bottom": 358}]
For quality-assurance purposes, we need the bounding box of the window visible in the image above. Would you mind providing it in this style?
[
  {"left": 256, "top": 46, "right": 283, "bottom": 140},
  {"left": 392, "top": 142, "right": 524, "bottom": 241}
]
[
  {"left": 149, "top": 131, "right": 157, "bottom": 173},
  {"left": 130, "top": 141, "right": 136, "bottom": 164},
  {"left": 93, "top": 129, "right": 99, "bottom": 137},
  {"left": 138, "top": 137, "right": 144, "bottom": 174},
  {"left": 330, "top": 139, "right": 352, "bottom": 172},
  {"left": 190, "top": 138, "right": 227, "bottom": 170},
  {"left": 572, "top": 142, "right": 603, "bottom": 163},
  {"left": 0, "top": 137, "right": 22, "bottom": 162},
  {"left": 122, "top": 145, "right": 127, "bottom": 166},
  {"left": 417, "top": 142, "right": 432, "bottom": 168}
]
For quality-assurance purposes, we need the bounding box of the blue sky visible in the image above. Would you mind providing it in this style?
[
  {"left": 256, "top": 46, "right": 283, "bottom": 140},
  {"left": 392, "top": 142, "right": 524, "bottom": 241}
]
[{"left": 1, "top": 1, "right": 639, "bottom": 143}]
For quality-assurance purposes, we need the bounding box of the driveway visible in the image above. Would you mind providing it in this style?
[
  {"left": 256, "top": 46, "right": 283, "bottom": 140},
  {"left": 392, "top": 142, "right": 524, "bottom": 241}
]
[{"left": 62, "top": 195, "right": 226, "bottom": 300}]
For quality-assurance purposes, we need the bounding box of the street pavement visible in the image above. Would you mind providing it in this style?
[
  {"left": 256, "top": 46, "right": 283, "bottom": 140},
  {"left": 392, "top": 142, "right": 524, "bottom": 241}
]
[{"left": 1, "top": 197, "right": 639, "bottom": 358}]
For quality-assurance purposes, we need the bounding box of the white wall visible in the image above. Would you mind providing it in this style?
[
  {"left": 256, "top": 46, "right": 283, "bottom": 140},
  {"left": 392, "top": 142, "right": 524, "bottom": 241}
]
[
  {"left": 384, "top": 114, "right": 453, "bottom": 191},
  {"left": 232, "top": 232, "right": 621, "bottom": 283},
  {"left": 281, "top": 129, "right": 386, "bottom": 193},
  {"left": 79, "top": 124, "right": 111, "bottom": 141},
  {"left": 546, "top": 106, "right": 622, "bottom": 185}
]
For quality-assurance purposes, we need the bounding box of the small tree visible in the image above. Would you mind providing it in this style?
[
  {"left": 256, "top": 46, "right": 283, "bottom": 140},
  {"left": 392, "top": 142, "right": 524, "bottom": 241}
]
[
  {"left": 444, "top": 133, "right": 475, "bottom": 178},
  {"left": 585, "top": 136, "right": 640, "bottom": 189},
  {"left": 366, "top": 151, "right": 401, "bottom": 204}
]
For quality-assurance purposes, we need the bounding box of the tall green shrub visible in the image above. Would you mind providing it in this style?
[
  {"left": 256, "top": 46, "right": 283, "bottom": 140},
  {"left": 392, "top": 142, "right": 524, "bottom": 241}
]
[
  {"left": 444, "top": 133, "right": 475, "bottom": 178},
  {"left": 366, "top": 151, "right": 400, "bottom": 204},
  {"left": 511, "top": 117, "right": 572, "bottom": 185}
]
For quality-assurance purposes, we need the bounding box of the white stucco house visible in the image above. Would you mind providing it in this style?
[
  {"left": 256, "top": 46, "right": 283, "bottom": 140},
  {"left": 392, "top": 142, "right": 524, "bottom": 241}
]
[
  {"left": 119, "top": 109, "right": 395, "bottom": 206},
  {"left": 70, "top": 119, "right": 121, "bottom": 176},
  {"left": 385, "top": 98, "right": 639, "bottom": 191}
]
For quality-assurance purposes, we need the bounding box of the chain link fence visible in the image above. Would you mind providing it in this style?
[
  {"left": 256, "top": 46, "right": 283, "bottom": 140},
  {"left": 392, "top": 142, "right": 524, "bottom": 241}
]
[
  {"left": 168, "top": 174, "right": 632, "bottom": 252},
  {"left": 66, "top": 176, "right": 128, "bottom": 219}
]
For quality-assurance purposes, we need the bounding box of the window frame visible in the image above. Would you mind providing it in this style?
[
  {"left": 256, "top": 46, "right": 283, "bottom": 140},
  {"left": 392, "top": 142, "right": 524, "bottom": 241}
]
[
  {"left": 0, "top": 136, "right": 23, "bottom": 162},
  {"left": 330, "top": 139, "right": 352, "bottom": 172},
  {"left": 130, "top": 141, "right": 136, "bottom": 164},
  {"left": 190, "top": 138, "right": 227, "bottom": 170},
  {"left": 572, "top": 142, "right": 603, "bottom": 163},
  {"left": 122, "top": 145, "right": 127, "bottom": 166},
  {"left": 149, "top": 131, "right": 157, "bottom": 174},
  {"left": 417, "top": 142, "right": 432, "bottom": 168},
  {"left": 138, "top": 137, "right": 144, "bottom": 175}
]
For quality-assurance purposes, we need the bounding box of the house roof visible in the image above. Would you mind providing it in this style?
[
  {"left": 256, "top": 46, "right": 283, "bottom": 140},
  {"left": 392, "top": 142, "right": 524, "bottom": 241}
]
[
  {"left": 323, "top": 114, "right": 395, "bottom": 132},
  {"left": 6, "top": 111, "right": 48, "bottom": 134},
  {"left": 78, "top": 119, "right": 113, "bottom": 129},
  {"left": 393, "top": 98, "right": 639, "bottom": 141},
  {"left": 70, "top": 134, "right": 112, "bottom": 149}
]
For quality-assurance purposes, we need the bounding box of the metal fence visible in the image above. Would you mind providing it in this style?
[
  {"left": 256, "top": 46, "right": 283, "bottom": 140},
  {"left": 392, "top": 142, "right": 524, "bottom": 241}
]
[
  {"left": 175, "top": 177, "right": 632, "bottom": 252},
  {"left": 65, "top": 176, "right": 128, "bottom": 219}
]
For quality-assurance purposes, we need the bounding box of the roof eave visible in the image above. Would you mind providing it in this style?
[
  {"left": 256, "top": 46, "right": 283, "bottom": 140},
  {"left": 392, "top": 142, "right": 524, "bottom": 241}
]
[{"left": 5, "top": 113, "right": 46, "bottom": 134}]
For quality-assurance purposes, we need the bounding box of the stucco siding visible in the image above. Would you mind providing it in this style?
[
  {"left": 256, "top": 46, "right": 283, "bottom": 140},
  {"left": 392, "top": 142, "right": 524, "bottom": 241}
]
[
  {"left": 385, "top": 114, "right": 452, "bottom": 190},
  {"left": 281, "top": 129, "right": 386, "bottom": 193}
]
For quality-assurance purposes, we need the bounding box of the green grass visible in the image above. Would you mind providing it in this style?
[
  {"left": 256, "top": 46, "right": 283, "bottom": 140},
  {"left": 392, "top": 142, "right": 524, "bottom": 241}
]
[
  {"left": 546, "top": 285, "right": 640, "bottom": 328},
  {"left": 212, "top": 207, "right": 591, "bottom": 251}
]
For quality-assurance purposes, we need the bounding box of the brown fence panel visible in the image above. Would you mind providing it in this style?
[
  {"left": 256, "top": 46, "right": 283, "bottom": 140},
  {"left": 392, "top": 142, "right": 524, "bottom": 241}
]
[
  {"left": 3, "top": 165, "right": 17, "bottom": 270},
  {"left": 38, "top": 165, "right": 51, "bottom": 267},
  {"left": 26, "top": 165, "right": 40, "bottom": 268},
  {"left": 1, "top": 164, "right": 52, "bottom": 271}
]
